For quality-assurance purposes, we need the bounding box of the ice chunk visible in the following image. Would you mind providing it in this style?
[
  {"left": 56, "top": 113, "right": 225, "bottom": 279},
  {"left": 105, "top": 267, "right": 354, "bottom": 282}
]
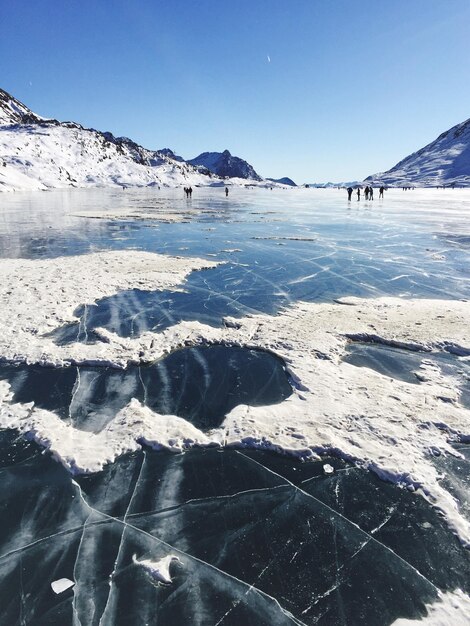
[
  {"left": 323, "top": 463, "right": 334, "bottom": 474},
  {"left": 51, "top": 578, "right": 75, "bottom": 594}
]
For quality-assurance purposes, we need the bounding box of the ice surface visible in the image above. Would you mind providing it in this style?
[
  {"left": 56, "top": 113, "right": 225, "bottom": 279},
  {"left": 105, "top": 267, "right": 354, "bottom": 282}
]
[
  {"left": 0, "top": 188, "right": 470, "bottom": 623},
  {"left": 0, "top": 446, "right": 469, "bottom": 625}
]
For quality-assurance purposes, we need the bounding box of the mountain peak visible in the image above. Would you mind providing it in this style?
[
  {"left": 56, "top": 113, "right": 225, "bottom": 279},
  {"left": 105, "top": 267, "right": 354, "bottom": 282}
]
[
  {"left": 188, "top": 150, "right": 261, "bottom": 180},
  {"left": 0, "top": 88, "right": 44, "bottom": 125},
  {"left": 157, "top": 148, "right": 185, "bottom": 162}
]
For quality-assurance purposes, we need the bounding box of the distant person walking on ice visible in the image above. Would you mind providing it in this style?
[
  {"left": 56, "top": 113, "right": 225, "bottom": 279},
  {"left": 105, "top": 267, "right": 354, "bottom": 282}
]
[
  {"left": 347, "top": 187, "right": 353, "bottom": 201},
  {"left": 369, "top": 187, "right": 374, "bottom": 200},
  {"left": 379, "top": 186, "right": 384, "bottom": 198},
  {"left": 364, "top": 186, "right": 369, "bottom": 200},
  {"left": 225, "top": 187, "right": 229, "bottom": 196},
  {"left": 357, "top": 188, "right": 361, "bottom": 201}
]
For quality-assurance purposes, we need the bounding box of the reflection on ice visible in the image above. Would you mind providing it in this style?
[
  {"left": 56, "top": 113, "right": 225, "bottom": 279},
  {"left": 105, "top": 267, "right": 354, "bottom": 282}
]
[
  {"left": 0, "top": 443, "right": 469, "bottom": 625},
  {"left": 0, "top": 345, "right": 293, "bottom": 431},
  {"left": 1, "top": 188, "right": 470, "bottom": 306}
]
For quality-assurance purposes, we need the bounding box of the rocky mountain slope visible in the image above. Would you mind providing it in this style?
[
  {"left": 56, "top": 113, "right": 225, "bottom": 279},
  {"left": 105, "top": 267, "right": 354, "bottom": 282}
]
[{"left": 366, "top": 118, "right": 470, "bottom": 187}]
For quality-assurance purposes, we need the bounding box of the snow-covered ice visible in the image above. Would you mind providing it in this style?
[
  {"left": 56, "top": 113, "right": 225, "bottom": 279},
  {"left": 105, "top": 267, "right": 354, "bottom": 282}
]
[{"left": 0, "top": 187, "right": 469, "bottom": 624}]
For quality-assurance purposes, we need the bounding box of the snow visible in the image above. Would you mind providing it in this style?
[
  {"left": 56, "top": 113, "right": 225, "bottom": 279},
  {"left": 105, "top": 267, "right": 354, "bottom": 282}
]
[
  {"left": 0, "top": 250, "right": 219, "bottom": 365},
  {"left": 0, "top": 123, "right": 215, "bottom": 192},
  {"left": 133, "top": 554, "right": 181, "bottom": 584},
  {"left": 0, "top": 124, "right": 286, "bottom": 192},
  {"left": 51, "top": 578, "right": 75, "bottom": 594}
]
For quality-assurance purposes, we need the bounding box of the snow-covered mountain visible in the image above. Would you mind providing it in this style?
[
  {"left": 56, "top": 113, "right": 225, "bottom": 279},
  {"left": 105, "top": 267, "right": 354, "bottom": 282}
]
[
  {"left": 0, "top": 88, "right": 219, "bottom": 192},
  {"left": 305, "top": 181, "right": 359, "bottom": 188},
  {"left": 188, "top": 149, "right": 262, "bottom": 181},
  {"left": 366, "top": 118, "right": 470, "bottom": 187},
  {"left": 267, "top": 177, "right": 296, "bottom": 187},
  {"left": 0, "top": 88, "right": 282, "bottom": 192}
]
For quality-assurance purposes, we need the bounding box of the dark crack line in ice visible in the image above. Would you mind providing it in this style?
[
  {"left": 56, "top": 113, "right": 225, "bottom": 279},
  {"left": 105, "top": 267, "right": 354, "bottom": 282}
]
[
  {"left": 0, "top": 524, "right": 89, "bottom": 563},
  {"left": 236, "top": 451, "right": 441, "bottom": 594},
  {"left": 0, "top": 487, "right": 291, "bottom": 564}
]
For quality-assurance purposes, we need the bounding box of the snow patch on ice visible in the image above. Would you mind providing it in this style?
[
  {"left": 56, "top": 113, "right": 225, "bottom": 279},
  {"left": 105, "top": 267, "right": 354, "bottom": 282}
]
[
  {"left": 391, "top": 589, "right": 470, "bottom": 625},
  {"left": 133, "top": 554, "right": 181, "bottom": 585},
  {"left": 0, "top": 250, "right": 220, "bottom": 365}
]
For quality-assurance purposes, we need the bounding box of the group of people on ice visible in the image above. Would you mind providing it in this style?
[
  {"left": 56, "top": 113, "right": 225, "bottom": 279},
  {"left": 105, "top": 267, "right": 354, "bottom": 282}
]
[
  {"left": 347, "top": 186, "right": 385, "bottom": 201},
  {"left": 184, "top": 186, "right": 230, "bottom": 197}
]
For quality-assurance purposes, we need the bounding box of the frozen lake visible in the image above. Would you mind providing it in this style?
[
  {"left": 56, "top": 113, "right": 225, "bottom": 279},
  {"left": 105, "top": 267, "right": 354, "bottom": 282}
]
[{"left": 0, "top": 187, "right": 469, "bottom": 624}]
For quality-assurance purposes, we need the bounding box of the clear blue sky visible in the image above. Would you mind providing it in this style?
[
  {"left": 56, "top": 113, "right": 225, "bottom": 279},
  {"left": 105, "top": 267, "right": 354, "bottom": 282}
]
[{"left": 1, "top": 0, "right": 470, "bottom": 183}]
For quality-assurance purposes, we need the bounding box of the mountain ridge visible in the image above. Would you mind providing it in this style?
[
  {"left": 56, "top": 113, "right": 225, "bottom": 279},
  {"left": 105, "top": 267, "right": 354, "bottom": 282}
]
[{"left": 0, "top": 88, "right": 291, "bottom": 192}]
